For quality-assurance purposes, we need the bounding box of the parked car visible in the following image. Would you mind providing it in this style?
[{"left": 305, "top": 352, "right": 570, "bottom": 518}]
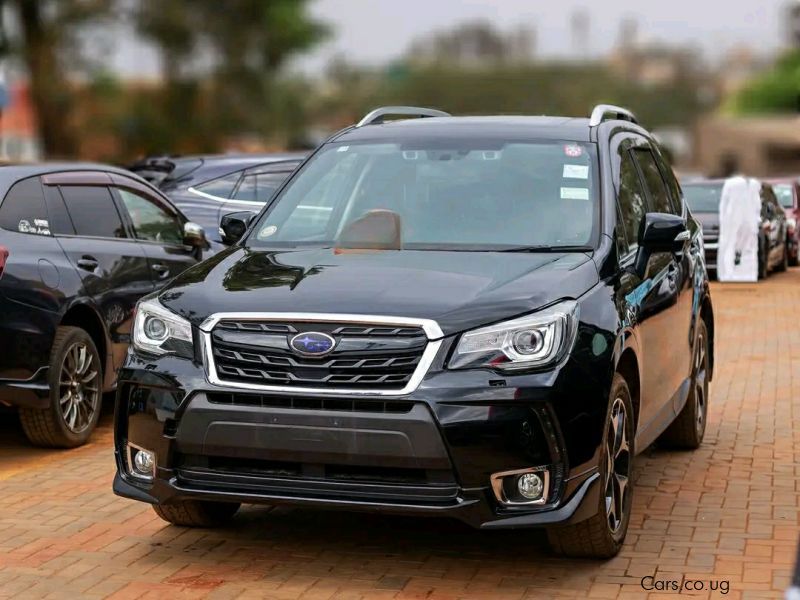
[
  {"left": 683, "top": 178, "right": 788, "bottom": 277},
  {"left": 114, "top": 105, "right": 714, "bottom": 559},
  {"left": 765, "top": 177, "right": 799, "bottom": 266},
  {"left": 128, "top": 153, "right": 305, "bottom": 249},
  {"left": 0, "top": 164, "right": 208, "bottom": 448}
]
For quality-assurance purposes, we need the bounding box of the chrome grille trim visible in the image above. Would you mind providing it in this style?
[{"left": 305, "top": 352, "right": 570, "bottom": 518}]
[{"left": 200, "top": 312, "right": 443, "bottom": 397}]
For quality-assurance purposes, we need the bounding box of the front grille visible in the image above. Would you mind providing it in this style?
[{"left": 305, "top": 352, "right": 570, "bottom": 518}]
[
  {"left": 207, "top": 392, "right": 414, "bottom": 413},
  {"left": 209, "top": 319, "right": 428, "bottom": 390}
]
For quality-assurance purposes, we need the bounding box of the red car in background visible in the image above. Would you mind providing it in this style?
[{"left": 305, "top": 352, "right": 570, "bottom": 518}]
[{"left": 767, "top": 178, "right": 800, "bottom": 266}]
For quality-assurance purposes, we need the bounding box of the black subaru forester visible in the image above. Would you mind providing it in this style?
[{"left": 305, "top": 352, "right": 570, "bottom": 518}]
[{"left": 114, "top": 105, "right": 714, "bottom": 558}]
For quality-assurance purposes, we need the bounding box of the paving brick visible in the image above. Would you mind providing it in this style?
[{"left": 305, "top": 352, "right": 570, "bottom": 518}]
[{"left": 3, "top": 275, "right": 800, "bottom": 598}]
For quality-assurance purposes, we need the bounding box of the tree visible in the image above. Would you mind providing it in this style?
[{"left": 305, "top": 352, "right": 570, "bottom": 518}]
[
  {"left": 729, "top": 51, "right": 800, "bottom": 115},
  {"left": 0, "top": 0, "right": 111, "bottom": 156}
]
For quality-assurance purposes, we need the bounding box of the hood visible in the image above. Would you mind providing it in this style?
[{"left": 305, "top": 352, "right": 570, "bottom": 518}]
[
  {"left": 159, "top": 247, "right": 599, "bottom": 337},
  {"left": 694, "top": 212, "right": 719, "bottom": 238}
]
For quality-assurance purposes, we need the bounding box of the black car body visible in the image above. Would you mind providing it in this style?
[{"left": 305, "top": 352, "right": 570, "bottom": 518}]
[
  {"left": 683, "top": 178, "right": 788, "bottom": 277},
  {"left": 129, "top": 154, "right": 305, "bottom": 250},
  {"left": 0, "top": 164, "right": 207, "bottom": 447},
  {"left": 114, "top": 106, "right": 715, "bottom": 558}
]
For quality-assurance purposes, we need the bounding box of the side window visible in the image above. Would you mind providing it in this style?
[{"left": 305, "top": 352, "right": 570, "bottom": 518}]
[
  {"left": 116, "top": 188, "right": 183, "bottom": 244},
  {"left": 0, "top": 177, "right": 51, "bottom": 235},
  {"left": 652, "top": 147, "right": 683, "bottom": 214},
  {"left": 256, "top": 171, "right": 290, "bottom": 202},
  {"left": 194, "top": 173, "right": 240, "bottom": 199},
  {"left": 233, "top": 175, "right": 257, "bottom": 202},
  {"left": 43, "top": 184, "right": 76, "bottom": 235},
  {"left": 633, "top": 148, "right": 675, "bottom": 215},
  {"left": 617, "top": 151, "right": 647, "bottom": 254},
  {"left": 59, "top": 186, "right": 127, "bottom": 239}
]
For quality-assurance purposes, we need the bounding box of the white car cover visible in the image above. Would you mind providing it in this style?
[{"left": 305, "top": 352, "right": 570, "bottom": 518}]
[{"left": 716, "top": 176, "right": 761, "bottom": 282}]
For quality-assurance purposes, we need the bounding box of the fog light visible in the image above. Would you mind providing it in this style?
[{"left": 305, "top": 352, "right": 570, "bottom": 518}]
[
  {"left": 517, "top": 472, "right": 544, "bottom": 500},
  {"left": 127, "top": 444, "right": 156, "bottom": 480}
]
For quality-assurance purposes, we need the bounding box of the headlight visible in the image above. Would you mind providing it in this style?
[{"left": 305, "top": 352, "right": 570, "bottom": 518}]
[
  {"left": 132, "top": 298, "right": 193, "bottom": 358},
  {"left": 449, "top": 300, "right": 579, "bottom": 371}
]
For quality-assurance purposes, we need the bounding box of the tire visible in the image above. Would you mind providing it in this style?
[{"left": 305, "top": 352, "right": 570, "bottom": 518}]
[
  {"left": 776, "top": 244, "right": 789, "bottom": 272},
  {"left": 19, "top": 326, "right": 103, "bottom": 448},
  {"left": 546, "top": 373, "right": 634, "bottom": 559},
  {"left": 658, "top": 320, "right": 709, "bottom": 449},
  {"left": 153, "top": 500, "right": 240, "bottom": 527}
]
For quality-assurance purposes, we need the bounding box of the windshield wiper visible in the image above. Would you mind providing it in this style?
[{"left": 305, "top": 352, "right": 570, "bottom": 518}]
[{"left": 497, "top": 245, "right": 594, "bottom": 253}]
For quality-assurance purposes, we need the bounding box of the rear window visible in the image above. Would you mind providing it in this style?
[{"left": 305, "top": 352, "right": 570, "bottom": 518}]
[
  {"left": 683, "top": 184, "right": 722, "bottom": 213},
  {"left": 773, "top": 184, "right": 795, "bottom": 208},
  {"left": 248, "top": 139, "right": 600, "bottom": 251},
  {"left": 0, "top": 177, "right": 51, "bottom": 235}
]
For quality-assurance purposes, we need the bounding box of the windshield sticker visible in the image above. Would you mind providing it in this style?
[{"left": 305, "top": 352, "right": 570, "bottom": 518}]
[
  {"left": 563, "top": 164, "right": 589, "bottom": 180},
  {"left": 560, "top": 187, "right": 590, "bottom": 200},
  {"left": 564, "top": 144, "right": 583, "bottom": 158},
  {"left": 18, "top": 219, "right": 50, "bottom": 235},
  {"left": 402, "top": 150, "right": 421, "bottom": 160},
  {"left": 258, "top": 225, "right": 278, "bottom": 239},
  {"left": 337, "top": 146, "right": 349, "bottom": 152}
]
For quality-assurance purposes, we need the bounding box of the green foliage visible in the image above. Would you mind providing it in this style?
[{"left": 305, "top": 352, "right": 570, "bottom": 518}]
[{"left": 729, "top": 51, "right": 800, "bottom": 115}]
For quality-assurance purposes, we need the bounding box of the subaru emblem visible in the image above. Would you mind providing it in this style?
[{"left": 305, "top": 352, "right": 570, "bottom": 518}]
[{"left": 289, "top": 332, "right": 336, "bottom": 356}]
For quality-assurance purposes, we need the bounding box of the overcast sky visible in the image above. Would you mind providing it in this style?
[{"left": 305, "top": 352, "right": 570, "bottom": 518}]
[{"left": 107, "top": 0, "right": 791, "bottom": 79}]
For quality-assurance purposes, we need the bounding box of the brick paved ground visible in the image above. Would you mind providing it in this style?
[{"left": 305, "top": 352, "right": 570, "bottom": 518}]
[{"left": 2, "top": 273, "right": 800, "bottom": 599}]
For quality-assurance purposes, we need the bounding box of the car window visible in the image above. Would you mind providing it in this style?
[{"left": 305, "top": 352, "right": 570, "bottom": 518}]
[
  {"left": 773, "top": 184, "right": 795, "bottom": 208},
  {"left": 683, "top": 184, "right": 722, "bottom": 213},
  {"left": 249, "top": 141, "right": 599, "bottom": 249},
  {"left": 43, "top": 184, "right": 76, "bottom": 235},
  {"left": 194, "top": 173, "right": 240, "bottom": 199},
  {"left": 116, "top": 188, "right": 183, "bottom": 244},
  {"left": 0, "top": 176, "right": 51, "bottom": 235},
  {"left": 59, "top": 186, "right": 127, "bottom": 239},
  {"left": 633, "top": 149, "right": 674, "bottom": 215},
  {"left": 233, "top": 175, "right": 257, "bottom": 201},
  {"left": 652, "top": 148, "right": 682, "bottom": 214},
  {"left": 617, "top": 151, "right": 647, "bottom": 254}
]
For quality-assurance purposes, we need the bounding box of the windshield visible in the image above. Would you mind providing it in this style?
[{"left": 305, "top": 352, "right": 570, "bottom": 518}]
[
  {"left": 773, "top": 184, "right": 795, "bottom": 208},
  {"left": 683, "top": 183, "right": 722, "bottom": 213},
  {"left": 247, "top": 139, "right": 599, "bottom": 251}
]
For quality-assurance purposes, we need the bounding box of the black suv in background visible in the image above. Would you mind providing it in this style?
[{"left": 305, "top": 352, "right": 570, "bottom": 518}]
[
  {"left": 683, "top": 178, "right": 788, "bottom": 277},
  {"left": 0, "top": 164, "right": 207, "bottom": 447},
  {"left": 114, "top": 106, "right": 714, "bottom": 558},
  {"left": 129, "top": 154, "right": 304, "bottom": 249}
]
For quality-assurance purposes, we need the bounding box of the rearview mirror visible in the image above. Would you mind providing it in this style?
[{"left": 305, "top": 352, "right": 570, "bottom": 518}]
[
  {"left": 220, "top": 211, "right": 256, "bottom": 245},
  {"left": 633, "top": 213, "right": 688, "bottom": 276},
  {"left": 183, "top": 222, "right": 207, "bottom": 248}
]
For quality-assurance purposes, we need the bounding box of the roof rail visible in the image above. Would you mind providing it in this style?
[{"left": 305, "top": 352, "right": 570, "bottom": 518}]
[
  {"left": 356, "top": 106, "right": 451, "bottom": 127},
  {"left": 589, "top": 104, "right": 638, "bottom": 127}
]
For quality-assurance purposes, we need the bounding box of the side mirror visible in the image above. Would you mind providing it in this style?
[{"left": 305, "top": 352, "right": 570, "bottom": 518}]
[
  {"left": 220, "top": 211, "right": 255, "bottom": 245},
  {"left": 633, "top": 213, "right": 688, "bottom": 276},
  {"left": 183, "top": 222, "right": 207, "bottom": 248}
]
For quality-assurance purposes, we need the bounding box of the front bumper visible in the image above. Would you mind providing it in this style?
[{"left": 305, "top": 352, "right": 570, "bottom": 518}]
[{"left": 114, "top": 342, "right": 609, "bottom": 529}]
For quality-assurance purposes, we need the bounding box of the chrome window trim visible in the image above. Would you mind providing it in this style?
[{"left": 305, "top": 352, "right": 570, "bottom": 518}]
[
  {"left": 200, "top": 312, "right": 444, "bottom": 397},
  {"left": 187, "top": 186, "right": 267, "bottom": 206}
]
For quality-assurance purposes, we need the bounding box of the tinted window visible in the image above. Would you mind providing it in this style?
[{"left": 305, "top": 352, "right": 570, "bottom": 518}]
[
  {"left": 233, "top": 175, "right": 257, "bottom": 201},
  {"left": 0, "top": 177, "right": 51, "bottom": 235},
  {"left": 231, "top": 172, "right": 289, "bottom": 203},
  {"left": 634, "top": 149, "right": 674, "bottom": 214},
  {"left": 60, "top": 186, "right": 127, "bottom": 238},
  {"left": 117, "top": 188, "right": 182, "bottom": 244},
  {"left": 43, "top": 185, "right": 76, "bottom": 235},
  {"left": 195, "top": 173, "right": 240, "bottom": 199},
  {"left": 618, "top": 152, "right": 647, "bottom": 253},
  {"left": 652, "top": 148, "right": 682, "bottom": 213},
  {"left": 250, "top": 141, "right": 599, "bottom": 249},
  {"left": 683, "top": 184, "right": 722, "bottom": 213}
]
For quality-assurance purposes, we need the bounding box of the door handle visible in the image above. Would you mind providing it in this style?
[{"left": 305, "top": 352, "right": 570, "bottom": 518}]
[
  {"left": 76, "top": 256, "right": 98, "bottom": 271},
  {"left": 151, "top": 263, "right": 170, "bottom": 278}
]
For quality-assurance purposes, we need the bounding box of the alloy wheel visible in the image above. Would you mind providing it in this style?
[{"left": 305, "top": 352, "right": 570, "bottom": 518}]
[
  {"left": 693, "top": 330, "right": 708, "bottom": 437},
  {"left": 58, "top": 342, "right": 100, "bottom": 434},
  {"left": 605, "top": 397, "right": 631, "bottom": 535}
]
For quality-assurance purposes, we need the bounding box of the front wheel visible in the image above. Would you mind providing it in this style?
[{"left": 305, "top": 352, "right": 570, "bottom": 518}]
[
  {"left": 153, "top": 500, "right": 240, "bottom": 527},
  {"left": 546, "top": 373, "right": 634, "bottom": 558}
]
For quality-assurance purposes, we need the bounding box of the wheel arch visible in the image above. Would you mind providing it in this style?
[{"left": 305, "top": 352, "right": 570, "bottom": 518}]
[
  {"left": 59, "top": 302, "right": 111, "bottom": 389},
  {"left": 615, "top": 346, "right": 641, "bottom": 433}
]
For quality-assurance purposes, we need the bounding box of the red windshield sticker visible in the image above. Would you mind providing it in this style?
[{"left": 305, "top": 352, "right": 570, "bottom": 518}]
[{"left": 564, "top": 144, "right": 583, "bottom": 158}]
